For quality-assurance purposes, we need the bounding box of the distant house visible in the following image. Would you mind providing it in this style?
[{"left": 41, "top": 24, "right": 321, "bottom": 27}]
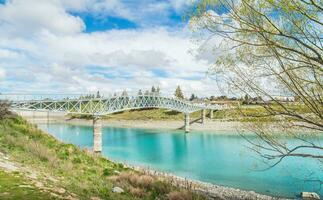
[
  {"left": 273, "top": 96, "right": 295, "bottom": 102},
  {"left": 209, "top": 100, "right": 240, "bottom": 106}
]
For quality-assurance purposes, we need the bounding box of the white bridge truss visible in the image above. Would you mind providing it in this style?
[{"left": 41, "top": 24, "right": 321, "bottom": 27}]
[{"left": 6, "top": 94, "right": 226, "bottom": 116}]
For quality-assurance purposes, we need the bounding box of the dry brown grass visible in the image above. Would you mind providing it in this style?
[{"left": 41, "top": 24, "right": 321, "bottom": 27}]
[
  {"left": 167, "top": 191, "right": 194, "bottom": 200},
  {"left": 136, "top": 175, "right": 154, "bottom": 188},
  {"left": 106, "top": 175, "right": 118, "bottom": 182},
  {"left": 129, "top": 186, "right": 145, "bottom": 198},
  {"left": 128, "top": 173, "right": 140, "bottom": 186},
  {"left": 116, "top": 172, "right": 155, "bottom": 189},
  {"left": 24, "top": 141, "right": 57, "bottom": 163},
  {"left": 4, "top": 134, "right": 59, "bottom": 167},
  {"left": 116, "top": 171, "right": 133, "bottom": 182}
]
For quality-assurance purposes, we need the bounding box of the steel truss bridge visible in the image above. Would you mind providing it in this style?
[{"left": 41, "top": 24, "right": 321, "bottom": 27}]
[
  {"left": 2, "top": 94, "right": 226, "bottom": 116},
  {"left": 1, "top": 94, "right": 228, "bottom": 150}
]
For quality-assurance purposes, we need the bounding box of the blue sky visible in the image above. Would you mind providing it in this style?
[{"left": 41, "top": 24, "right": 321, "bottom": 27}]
[
  {"left": 79, "top": 14, "right": 138, "bottom": 31},
  {"left": 0, "top": 0, "right": 221, "bottom": 96},
  {"left": 71, "top": 1, "right": 186, "bottom": 32}
]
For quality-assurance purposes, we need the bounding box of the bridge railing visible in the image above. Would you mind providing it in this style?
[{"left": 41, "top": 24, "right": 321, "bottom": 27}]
[
  {"left": 0, "top": 94, "right": 85, "bottom": 102},
  {"left": 0, "top": 93, "right": 197, "bottom": 103},
  {"left": 0, "top": 92, "right": 171, "bottom": 102},
  {"left": 0, "top": 93, "right": 231, "bottom": 112}
]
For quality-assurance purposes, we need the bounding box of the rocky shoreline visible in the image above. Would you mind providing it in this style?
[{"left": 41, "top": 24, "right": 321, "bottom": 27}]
[
  {"left": 17, "top": 110, "right": 246, "bottom": 133},
  {"left": 122, "top": 163, "right": 289, "bottom": 200},
  {"left": 17, "top": 110, "right": 316, "bottom": 134}
]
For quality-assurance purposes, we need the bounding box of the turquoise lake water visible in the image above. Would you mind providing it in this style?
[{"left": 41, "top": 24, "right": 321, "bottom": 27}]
[{"left": 38, "top": 124, "right": 323, "bottom": 198}]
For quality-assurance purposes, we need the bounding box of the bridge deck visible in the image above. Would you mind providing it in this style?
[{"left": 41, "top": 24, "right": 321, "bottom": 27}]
[{"left": 3, "top": 95, "right": 226, "bottom": 116}]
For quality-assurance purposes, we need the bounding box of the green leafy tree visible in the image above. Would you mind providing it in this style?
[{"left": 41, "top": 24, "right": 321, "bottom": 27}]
[
  {"left": 243, "top": 94, "right": 251, "bottom": 105},
  {"left": 151, "top": 86, "right": 156, "bottom": 93},
  {"left": 96, "top": 91, "right": 101, "bottom": 98},
  {"left": 191, "top": 0, "right": 323, "bottom": 166},
  {"left": 174, "top": 86, "right": 184, "bottom": 99},
  {"left": 121, "top": 90, "right": 128, "bottom": 97},
  {"left": 189, "top": 94, "right": 197, "bottom": 101}
]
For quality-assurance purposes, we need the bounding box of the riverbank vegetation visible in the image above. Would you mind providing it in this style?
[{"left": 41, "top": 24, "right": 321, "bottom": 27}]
[
  {"left": 0, "top": 169, "right": 58, "bottom": 200},
  {"left": 0, "top": 112, "right": 206, "bottom": 200},
  {"left": 68, "top": 103, "right": 312, "bottom": 123}
]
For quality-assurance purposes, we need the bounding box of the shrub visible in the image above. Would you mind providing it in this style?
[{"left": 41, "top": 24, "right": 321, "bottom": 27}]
[
  {"left": 116, "top": 163, "right": 124, "bottom": 169},
  {"left": 72, "top": 156, "right": 82, "bottom": 164},
  {"left": 25, "top": 140, "right": 58, "bottom": 164},
  {"left": 57, "top": 147, "right": 70, "bottom": 160},
  {"left": 129, "top": 173, "right": 140, "bottom": 186},
  {"left": 102, "top": 168, "right": 110, "bottom": 176},
  {"left": 3, "top": 134, "right": 20, "bottom": 149},
  {"left": 136, "top": 175, "right": 154, "bottom": 188},
  {"left": 129, "top": 187, "right": 145, "bottom": 198},
  {"left": 152, "top": 180, "right": 172, "bottom": 196},
  {"left": 117, "top": 171, "right": 132, "bottom": 182},
  {"left": 0, "top": 101, "right": 11, "bottom": 119},
  {"left": 167, "top": 191, "right": 194, "bottom": 200}
]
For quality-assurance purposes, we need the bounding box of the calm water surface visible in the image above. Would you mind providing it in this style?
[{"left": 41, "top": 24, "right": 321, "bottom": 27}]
[{"left": 38, "top": 123, "right": 323, "bottom": 198}]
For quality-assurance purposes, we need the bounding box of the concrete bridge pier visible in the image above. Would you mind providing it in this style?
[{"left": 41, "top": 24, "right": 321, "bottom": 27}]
[
  {"left": 184, "top": 113, "right": 190, "bottom": 133},
  {"left": 201, "top": 109, "right": 206, "bottom": 124},
  {"left": 93, "top": 117, "right": 102, "bottom": 154},
  {"left": 47, "top": 110, "right": 49, "bottom": 125},
  {"left": 209, "top": 110, "right": 214, "bottom": 119},
  {"left": 32, "top": 110, "right": 35, "bottom": 124}
]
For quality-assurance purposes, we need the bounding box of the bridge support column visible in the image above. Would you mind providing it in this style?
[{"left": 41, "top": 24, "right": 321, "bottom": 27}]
[
  {"left": 209, "top": 110, "right": 213, "bottom": 119},
  {"left": 32, "top": 110, "right": 35, "bottom": 124},
  {"left": 93, "top": 117, "right": 102, "bottom": 154},
  {"left": 47, "top": 110, "right": 49, "bottom": 125},
  {"left": 184, "top": 113, "right": 190, "bottom": 133},
  {"left": 201, "top": 109, "right": 206, "bottom": 124}
]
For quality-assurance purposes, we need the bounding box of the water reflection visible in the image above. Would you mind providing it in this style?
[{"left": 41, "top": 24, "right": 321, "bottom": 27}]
[{"left": 39, "top": 124, "right": 323, "bottom": 198}]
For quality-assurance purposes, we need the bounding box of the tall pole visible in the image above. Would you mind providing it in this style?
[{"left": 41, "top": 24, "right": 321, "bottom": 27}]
[{"left": 93, "top": 117, "right": 102, "bottom": 154}]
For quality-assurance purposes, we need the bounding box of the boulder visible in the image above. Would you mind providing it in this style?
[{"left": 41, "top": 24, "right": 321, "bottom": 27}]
[
  {"left": 112, "top": 186, "right": 124, "bottom": 194},
  {"left": 301, "top": 192, "right": 320, "bottom": 200}
]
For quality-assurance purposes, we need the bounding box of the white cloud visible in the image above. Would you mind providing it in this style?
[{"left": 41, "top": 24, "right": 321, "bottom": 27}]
[
  {"left": 0, "top": 67, "right": 5, "bottom": 80},
  {"left": 0, "top": 0, "right": 223, "bottom": 97},
  {"left": 0, "top": 49, "right": 20, "bottom": 59},
  {"left": 169, "top": 0, "right": 196, "bottom": 12},
  {"left": 0, "top": 27, "right": 221, "bottom": 95},
  {"left": 59, "top": 0, "right": 90, "bottom": 11},
  {"left": 0, "top": 0, "right": 85, "bottom": 36}
]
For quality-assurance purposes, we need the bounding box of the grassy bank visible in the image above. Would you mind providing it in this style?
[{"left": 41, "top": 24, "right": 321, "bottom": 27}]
[
  {"left": 68, "top": 105, "right": 309, "bottom": 122},
  {"left": 0, "top": 170, "right": 58, "bottom": 200},
  {"left": 0, "top": 115, "right": 206, "bottom": 200}
]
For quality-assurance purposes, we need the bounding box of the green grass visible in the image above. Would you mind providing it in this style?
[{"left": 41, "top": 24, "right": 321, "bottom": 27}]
[
  {"left": 213, "top": 104, "right": 312, "bottom": 122},
  {"left": 0, "top": 170, "right": 58, "bottom": 200},
  {"left": 68, "top": 104, "right": 311, "bottom": 123},
  {"left": 104, "top": 109, "right": 203, "bottom": 120},
  {"left": 69, "top": 108, "right": 208, "bottom": 121},
  {"left": 0, "top": 115, "right": 206, "bottom": 200}
]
